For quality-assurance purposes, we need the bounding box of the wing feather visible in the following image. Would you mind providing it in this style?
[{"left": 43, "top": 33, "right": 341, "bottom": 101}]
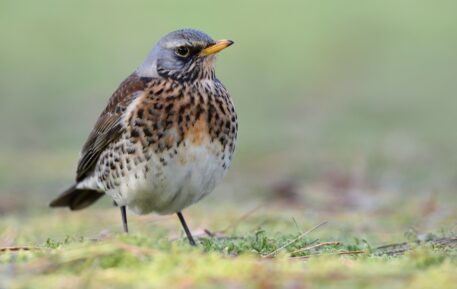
[{"left": 75, "top": 73, "right": 150, "bottom": 182}]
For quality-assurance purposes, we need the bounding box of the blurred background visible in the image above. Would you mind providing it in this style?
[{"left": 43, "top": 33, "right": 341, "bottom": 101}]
[{"left": 1, "top": 1, "right": 456, "bottom": 242}]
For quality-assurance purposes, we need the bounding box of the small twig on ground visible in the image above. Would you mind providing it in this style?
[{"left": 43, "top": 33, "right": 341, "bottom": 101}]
[
  {"left": 290, "top": 241, "right": 342, "bottom": 255},
  {"left": 373, "top": 242, "right": 410, "bottom": 256},
  {"left": 338, "top": 250, "right": 367, "bottom": 256},
  {"left": 433, "top": 237, "right": 457, "bottom": 247},
  {"left": 204, "top": 229, "right": 215, "bottom": 237},
  {"left": 373, "top": 236, "right": 457, "bottom": 256},
  {"left": 0, "top": 246, "right": 40, "bottom": 253},
  {"left": 289, "top": 250, "right": 368, "bottom": 260},
  {"left": 263, "top": 221, "right": 328, "bottom": 258}
]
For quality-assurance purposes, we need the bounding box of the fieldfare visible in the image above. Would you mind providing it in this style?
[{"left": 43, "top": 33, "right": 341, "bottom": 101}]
[{"left": 50, "top": 29, "right": 237, "bottom": 246}]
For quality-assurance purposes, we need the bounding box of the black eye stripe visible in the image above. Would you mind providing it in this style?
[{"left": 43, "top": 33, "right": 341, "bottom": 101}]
[{"left": 175, "top": 45, "right": 204, "bottom": 58}]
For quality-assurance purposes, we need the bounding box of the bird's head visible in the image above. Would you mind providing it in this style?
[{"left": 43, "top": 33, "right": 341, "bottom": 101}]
[{"left": 137, "top": 29, "right": 233, "bottom": 82}]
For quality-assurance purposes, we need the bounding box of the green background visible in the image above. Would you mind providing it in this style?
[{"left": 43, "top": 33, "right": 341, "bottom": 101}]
[
  {"left": 1, "top": 1, "right": 456, "bottom": 204},
  {"left": 1, "top": 1, "right": 457, "bottom": 288}
]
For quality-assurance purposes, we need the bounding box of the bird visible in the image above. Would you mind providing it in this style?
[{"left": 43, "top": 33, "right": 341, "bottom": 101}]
[{"left": 49, "top": 29, "right": 237, "bottom": 246}]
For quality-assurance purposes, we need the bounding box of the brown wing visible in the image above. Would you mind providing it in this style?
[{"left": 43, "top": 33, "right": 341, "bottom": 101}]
[{"left": 76, "top": 73, "right": 151, "bottom": 182}]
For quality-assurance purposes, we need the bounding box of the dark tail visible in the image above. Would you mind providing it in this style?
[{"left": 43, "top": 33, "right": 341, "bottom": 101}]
[{"left": 49, "top": 184, "right": 104, "bottom": 210}]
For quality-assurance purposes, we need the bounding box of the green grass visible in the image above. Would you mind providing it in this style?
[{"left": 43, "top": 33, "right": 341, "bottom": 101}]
[
  {"left": 2, "top": 204, "right": 457, "bottom": 289},
  {"left": 1, "top": 0, "right": 457, "bottom": 288}
]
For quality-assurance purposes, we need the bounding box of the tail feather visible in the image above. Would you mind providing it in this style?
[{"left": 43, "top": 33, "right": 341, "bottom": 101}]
[{"left": 49, "top": 184, "right": 104, "bottom": 210}]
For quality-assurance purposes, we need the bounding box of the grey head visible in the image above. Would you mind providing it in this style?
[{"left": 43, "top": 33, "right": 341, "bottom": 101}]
[{"left": 137, "top": 29, "right": 233, "bottom": 82}]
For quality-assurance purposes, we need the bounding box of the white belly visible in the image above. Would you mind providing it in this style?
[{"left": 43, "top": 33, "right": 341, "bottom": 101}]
[{"left": 107, "top": 137, "right": 230, "bottom": 215}]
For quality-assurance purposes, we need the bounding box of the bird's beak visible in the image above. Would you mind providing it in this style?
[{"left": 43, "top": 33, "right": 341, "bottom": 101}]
[{"left": 200, "top": 39, "right": 234, "bottom": 56}]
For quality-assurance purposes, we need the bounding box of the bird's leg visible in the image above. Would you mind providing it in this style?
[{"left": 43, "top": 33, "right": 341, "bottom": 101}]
[
  {"left": 177, "top": 211, "right": 196, "bottom": 246},
  {"left": 120, "top": 206, "right": 129, "bottom": 233},
  {"left": 113, "top": 201, "right": 129, "bottom": 233}
]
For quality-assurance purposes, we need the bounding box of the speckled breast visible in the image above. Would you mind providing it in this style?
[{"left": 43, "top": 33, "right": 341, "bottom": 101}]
[{"left": 96, "top": 79, "right": 237, "bottom": 214}]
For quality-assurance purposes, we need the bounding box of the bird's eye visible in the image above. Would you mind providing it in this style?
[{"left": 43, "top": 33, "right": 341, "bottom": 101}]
[{"left": 175, "top": 46, "right": 190, "bottom": 57}]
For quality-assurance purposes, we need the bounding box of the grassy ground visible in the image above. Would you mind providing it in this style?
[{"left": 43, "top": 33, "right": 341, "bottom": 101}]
[
  {"left": 2, "top": 196, "right": 457, "bottom": 289},
  {"left": 1, "top": 1, "right": 457, "bottom": 288}
]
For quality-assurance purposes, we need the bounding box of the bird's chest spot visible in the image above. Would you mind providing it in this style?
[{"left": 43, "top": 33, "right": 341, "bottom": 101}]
[{"left": 186, "top": 117, "right": 208, "bottom": 146}]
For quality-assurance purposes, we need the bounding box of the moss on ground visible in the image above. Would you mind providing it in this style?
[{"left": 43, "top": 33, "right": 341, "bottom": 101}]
[{"left": 1, "top": 206, "right": 457, "bottom": 289}]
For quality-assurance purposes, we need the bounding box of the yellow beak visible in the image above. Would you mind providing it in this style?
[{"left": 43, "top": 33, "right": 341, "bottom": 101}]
[{"left": 200, "top": 39, "right": 234, "bottom": 56}]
